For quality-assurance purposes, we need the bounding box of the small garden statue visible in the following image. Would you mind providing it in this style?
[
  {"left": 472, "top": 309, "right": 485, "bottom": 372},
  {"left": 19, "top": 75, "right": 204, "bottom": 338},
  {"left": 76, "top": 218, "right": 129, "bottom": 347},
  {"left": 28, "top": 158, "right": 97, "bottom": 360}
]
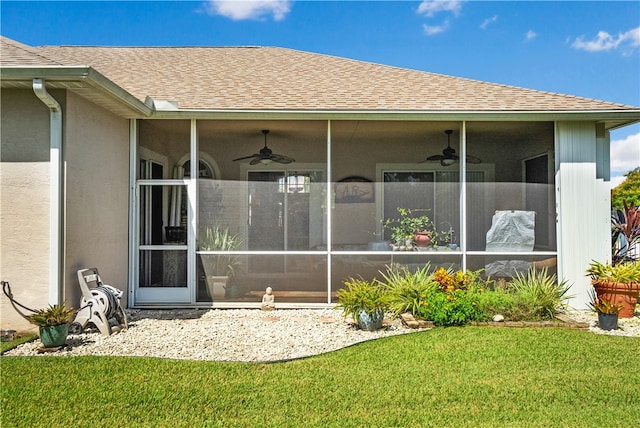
[{"left": 261, "top": 287, "right": 275, "bottom": 311}]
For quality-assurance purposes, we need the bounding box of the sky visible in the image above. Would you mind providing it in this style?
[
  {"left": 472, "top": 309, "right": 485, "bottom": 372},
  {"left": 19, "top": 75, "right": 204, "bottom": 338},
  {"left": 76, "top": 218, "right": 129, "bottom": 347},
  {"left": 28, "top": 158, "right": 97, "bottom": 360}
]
[{"left": 2, "top": 0, "right": 639, "bottom": 186}]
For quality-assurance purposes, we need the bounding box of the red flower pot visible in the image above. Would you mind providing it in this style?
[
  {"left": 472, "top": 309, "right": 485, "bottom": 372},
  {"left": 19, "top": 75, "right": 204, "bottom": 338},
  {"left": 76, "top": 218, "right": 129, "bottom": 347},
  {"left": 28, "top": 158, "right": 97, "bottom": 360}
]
[
  {"left": 413, "top": 232, "right": 431, "bottom": 247},
  {"left": 592, "top": 281, "right": 640, "bottom": 318}
]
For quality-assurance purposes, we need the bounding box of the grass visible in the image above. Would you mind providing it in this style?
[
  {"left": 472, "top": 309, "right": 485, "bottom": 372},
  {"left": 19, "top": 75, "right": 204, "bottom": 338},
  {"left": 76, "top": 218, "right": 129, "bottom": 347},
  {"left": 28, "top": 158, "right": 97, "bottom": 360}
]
[
  {"left": 2, "top": 328, "right": 639, "bottom": 427},
  {"left": 0, "top": 334, "right": 36, "bottom": 353}
]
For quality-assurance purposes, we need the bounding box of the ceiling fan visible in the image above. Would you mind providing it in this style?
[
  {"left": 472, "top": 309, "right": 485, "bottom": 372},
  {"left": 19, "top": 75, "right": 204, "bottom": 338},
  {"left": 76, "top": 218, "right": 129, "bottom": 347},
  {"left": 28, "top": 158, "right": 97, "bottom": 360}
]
[
  {"left": 233, "top": 130, "right": 295, "bottom": 165},
  {"left": 422, "top": 130, "right": 481, "bottom": 166}
]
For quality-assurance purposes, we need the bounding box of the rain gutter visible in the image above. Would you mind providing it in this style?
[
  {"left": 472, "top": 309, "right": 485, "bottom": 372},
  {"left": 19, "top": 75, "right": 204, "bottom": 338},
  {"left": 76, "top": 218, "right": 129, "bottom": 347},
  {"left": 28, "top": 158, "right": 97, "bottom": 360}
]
[
  {"left": 32, "top": 78, "right": 63, "bottom": 306},
  {"left": 147, "top": 108, "right": 640, "bottom": 128}
]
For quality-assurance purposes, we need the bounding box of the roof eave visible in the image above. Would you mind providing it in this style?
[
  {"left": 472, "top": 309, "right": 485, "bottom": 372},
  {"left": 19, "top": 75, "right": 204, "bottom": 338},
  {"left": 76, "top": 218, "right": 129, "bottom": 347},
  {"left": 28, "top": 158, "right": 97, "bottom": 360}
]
[
  {"left": 147, "top": 108, "right": 640, "bottom": 129},
  {"left": 0, "top": 66, "right": 152, "bottom": 118}
]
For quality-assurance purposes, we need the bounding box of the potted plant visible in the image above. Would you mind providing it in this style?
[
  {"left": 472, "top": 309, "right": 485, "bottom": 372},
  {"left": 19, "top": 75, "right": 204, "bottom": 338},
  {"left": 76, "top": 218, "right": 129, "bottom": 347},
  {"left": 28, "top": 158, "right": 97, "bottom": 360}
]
[
  {"left": 336, "top": 277, "right": 391, "bottom": 330},
  {"left": 27, "top": 303, "right": 75, "bottom": 348},
  {"left": 586, "top": 260, "right": 640, "bottom": 318},
  {"left": 588, "top": 289, "right": 624, "bottom": 331},
  {"left": 199, "top": 225, "right": 242, "bottom": 299},
  {"left": 384, "top": 207, "right": 433, "bottom": 250}
]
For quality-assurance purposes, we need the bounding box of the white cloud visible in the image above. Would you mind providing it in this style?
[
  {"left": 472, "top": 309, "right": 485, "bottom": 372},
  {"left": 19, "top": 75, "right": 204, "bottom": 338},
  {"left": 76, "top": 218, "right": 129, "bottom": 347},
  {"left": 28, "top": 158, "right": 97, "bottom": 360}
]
[
  {"left": 524, "top": 30, "right": 537, "bottom": 42},
  {"left": 480, "top": 15, "right": 497, "bottom": 30},
  {"left": 424, "top": 21, "right": 450, "bottom": 36},
  {"left": 611, "top": 131, "right": 640, "bottom": 176},
  {"left": 571, "top": 26, "right": 640, "bottom": 54},
  {"left": 610, "top": 175, "right": 626, "bottom": 190},
  {"left": 417, "top": 0, "right": 464, "bottom": 18},
  {"left": 205, "top": 0, "right": 291, "bottom": 21}
]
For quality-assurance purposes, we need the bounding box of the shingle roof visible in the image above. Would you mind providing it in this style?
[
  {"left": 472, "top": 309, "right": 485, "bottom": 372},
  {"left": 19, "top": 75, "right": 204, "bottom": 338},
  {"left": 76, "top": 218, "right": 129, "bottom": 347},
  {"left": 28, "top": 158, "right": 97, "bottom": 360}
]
[
  {"left": 0, "top": 37, "right": 63, "bottom": 66},
  {"left": 2, "top": 37, "right": 636, "bottom": 112}
]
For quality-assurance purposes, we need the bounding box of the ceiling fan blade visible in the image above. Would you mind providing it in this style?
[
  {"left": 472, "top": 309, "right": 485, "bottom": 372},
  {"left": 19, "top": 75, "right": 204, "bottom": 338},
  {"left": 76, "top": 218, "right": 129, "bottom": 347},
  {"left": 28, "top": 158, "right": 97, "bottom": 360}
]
[
  {"left": 466, "top": 155, "right": 482, "bottom": 164},
  {"left": 233, "top": 130, "right": 295, "bottom": 164},
  {"left": 233, "top": 154, "right": 260, "bottom": 162},
  {"left": 270, "top": 154, "right": 295, "bottom": 164},
  {"left": 425, "top": 154, "right": 446, "bottom": 161}
]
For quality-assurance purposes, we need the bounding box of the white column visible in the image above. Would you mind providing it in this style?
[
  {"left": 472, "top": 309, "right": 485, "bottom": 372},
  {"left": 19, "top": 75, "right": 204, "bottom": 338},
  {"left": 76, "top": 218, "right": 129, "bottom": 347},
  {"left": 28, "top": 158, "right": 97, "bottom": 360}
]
[
  {"left": 326, "top": 120, "right": 332, "bottom": 304},
  {"left": 128, "top": 119, "right": 138, "bottom": 307},
  {"left": 188, "top": 119, "right": 198, "bottom": 302},
  {"left": 555, "top": 121, "right": 610, "bottom": 310}
]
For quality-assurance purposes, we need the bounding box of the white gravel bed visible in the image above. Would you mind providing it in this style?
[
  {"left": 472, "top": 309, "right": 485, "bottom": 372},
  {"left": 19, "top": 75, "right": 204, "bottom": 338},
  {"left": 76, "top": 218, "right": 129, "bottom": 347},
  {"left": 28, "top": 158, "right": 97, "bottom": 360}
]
[
  {"left": 4, "top": 309, "right": 637, "bottom": 362},
  {"left": 2, "top": 309, "right": 417, "bottom": 362},
  {"left": 564, "top": 309, "right": 640, "bottom": 337}
]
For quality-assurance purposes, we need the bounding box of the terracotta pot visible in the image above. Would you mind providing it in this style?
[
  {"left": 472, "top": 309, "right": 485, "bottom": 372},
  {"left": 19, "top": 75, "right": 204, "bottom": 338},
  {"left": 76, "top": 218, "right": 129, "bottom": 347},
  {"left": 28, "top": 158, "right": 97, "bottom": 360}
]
[
  {"left": 592, "top": 281, "right": 640, "bottom": 318},
  {"left": 413, "top": 232, "right": 431, "bottom": 247}
]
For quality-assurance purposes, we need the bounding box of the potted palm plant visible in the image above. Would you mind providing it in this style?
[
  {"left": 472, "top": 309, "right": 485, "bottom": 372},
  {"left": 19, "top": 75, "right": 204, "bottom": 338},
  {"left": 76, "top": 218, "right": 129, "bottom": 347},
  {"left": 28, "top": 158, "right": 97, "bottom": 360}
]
[
  {"left": 588, "top": 289, "right": 624, "bottom": 331},
  {"left": 198, "top": 226, "right": 241, "bottom": 299},
  {"left": 586, "top": 260, "right": 640, "bottom": 318},
  {"left": 336, "top": 277, "right": 391, "bottom": 330},
  {"left": 27, "top": 303, "right": 75, "bottom": 348}
]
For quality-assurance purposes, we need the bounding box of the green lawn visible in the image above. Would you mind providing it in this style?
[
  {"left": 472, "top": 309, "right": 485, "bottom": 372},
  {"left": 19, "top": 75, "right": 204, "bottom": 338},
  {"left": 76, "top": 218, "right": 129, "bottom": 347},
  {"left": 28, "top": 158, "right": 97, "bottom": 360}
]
[{"left": 2, "top": 327, "right": 639, "bottom": 427}]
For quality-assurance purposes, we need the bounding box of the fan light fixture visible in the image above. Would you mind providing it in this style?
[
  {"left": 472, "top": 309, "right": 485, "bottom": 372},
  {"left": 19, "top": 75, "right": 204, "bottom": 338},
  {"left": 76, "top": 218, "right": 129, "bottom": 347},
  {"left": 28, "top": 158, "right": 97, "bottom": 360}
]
[
  {"left": 233, "top": 130, "right": 295, "bottom": 165},
  {"left": 440, "top": 157, "right": 456, "bottom": 167},
  {"left": 422, "top": 130, "right": 481, "bottom": 166}
]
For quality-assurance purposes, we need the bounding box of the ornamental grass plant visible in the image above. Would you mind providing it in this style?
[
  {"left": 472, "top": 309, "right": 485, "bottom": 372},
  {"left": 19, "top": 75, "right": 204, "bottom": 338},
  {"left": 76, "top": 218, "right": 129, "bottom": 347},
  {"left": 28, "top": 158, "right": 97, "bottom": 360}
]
[
  {"left": 378, "top": 264, "right": 574, "bottom": 325},
  {"left": 335, "top": 277, "right": 391, "bottom": 321},
  {"left": 510, "top": 267, "right": 573, "bottom": 319},
  {"left": 381, "top": 263, "right": 437, "bottom": 316}
]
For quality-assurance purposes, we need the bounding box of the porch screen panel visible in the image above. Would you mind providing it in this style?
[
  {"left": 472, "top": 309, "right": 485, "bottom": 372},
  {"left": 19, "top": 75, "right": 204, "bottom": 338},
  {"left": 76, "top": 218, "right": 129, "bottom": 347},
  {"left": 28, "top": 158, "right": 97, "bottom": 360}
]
[
  {"left": 383, "top": 172, "right": 435, "bottom": 243},
  {"left": 197, "top": 254, "right": 328, "bottom": 303},
  {"left": 138, "top": 250, "right": 187, "bottom": 288},
  {"left": 466, "top": 121, "right": 557, "bottom": 280},
  {"left": 331, "top": 253, "right": 462, "bottom": 302}
]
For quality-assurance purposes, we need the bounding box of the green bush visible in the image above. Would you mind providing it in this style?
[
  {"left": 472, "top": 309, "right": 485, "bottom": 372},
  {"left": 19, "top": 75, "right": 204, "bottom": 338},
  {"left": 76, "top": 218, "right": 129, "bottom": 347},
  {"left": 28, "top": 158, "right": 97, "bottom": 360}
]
[
  {"left": 417, "top": 287, "right": 479, "bottom": 326},
  {"left": 335, "top": 277, "right": 391, "bottom": 322},
  {"left": 380, "top": 263, "right": 437, "bottom": 316},
  {"left": 373, "top": 263, "right": 573, "bottom": 325},
  {"left": 510, "top": 267, "right": 573, "bottom": 319},
  {"left": 473, "top": 287, "right": 532, "bottom": 321}
]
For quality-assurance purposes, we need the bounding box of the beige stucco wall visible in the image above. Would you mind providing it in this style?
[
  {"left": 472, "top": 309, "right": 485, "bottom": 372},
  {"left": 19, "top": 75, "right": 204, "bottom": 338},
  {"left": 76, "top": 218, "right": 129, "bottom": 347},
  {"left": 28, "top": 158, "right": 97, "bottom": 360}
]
[
  {"left": 0, "top": 89, "right": 53, "bottom": 332},
  {"left": 63, "top": 92, "right": 130, "bottom": 309},
  {"left": 1, "top": 88, "right": 130, "bottom": 332}
]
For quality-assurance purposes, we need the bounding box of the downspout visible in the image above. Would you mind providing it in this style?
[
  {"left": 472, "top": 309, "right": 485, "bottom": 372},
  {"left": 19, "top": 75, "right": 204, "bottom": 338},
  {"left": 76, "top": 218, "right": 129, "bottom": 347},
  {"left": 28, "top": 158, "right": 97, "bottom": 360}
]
[{"left": 32, "top": 78, "right": 63, "bottom": 306}]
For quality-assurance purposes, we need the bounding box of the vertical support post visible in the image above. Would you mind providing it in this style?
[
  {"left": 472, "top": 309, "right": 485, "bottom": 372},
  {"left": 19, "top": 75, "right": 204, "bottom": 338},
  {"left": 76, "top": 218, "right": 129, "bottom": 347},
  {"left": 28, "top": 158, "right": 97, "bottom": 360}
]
[
  {"left": 460, "top": 121, "right": 467, "bottom": 271},
  {"left": 128, "top": 119, "right": 138, "bottom": 307},
  {"left": 326, "top": 120, "right": 332, "bottom": 304},
  {"left": 188, "top": 119, "right": 198, "bottom": 302},
  {"left": 555, "top": 121, "right": 609, "bottom": 309}
]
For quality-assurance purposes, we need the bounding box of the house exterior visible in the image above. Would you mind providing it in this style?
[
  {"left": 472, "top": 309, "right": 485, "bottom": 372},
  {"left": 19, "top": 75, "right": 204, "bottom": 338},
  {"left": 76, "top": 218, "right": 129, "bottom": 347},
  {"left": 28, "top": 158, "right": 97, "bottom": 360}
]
[{"left": 2, "top": 36, "right": 639, "bottom": 331}]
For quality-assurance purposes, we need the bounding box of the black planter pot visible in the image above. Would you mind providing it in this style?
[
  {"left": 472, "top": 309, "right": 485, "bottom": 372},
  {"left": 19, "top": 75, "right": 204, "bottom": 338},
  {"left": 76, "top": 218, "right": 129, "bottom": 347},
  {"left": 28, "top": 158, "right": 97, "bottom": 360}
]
[{"left": 597, "top": 312, "right": 619, "bottom": 331}]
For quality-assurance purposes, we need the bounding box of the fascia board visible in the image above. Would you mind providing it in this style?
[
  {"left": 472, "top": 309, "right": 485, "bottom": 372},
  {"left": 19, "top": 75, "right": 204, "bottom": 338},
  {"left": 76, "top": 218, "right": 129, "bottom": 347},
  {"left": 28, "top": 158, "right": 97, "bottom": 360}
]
[{"left": 148, "top": 108, "right": 640, "bottom": 126}]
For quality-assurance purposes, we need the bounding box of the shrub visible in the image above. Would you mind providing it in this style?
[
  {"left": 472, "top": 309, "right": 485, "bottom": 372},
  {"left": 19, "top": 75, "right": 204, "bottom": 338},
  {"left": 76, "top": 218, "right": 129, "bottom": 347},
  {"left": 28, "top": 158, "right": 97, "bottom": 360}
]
[
  {"left": 418, "top": 287, "right": 480, "bottom": 326},
  {"left": 473, "top": 287, "right": 532, "bottom": 321},
  {"left": 510, "top": 268, "right": 573, "bottom": 320},
  {"left": 380, "top": 263, "right": 438, "bottom": 317},
  {"left": 336, "top": 277, "right": 391, "bottom": 322}
]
